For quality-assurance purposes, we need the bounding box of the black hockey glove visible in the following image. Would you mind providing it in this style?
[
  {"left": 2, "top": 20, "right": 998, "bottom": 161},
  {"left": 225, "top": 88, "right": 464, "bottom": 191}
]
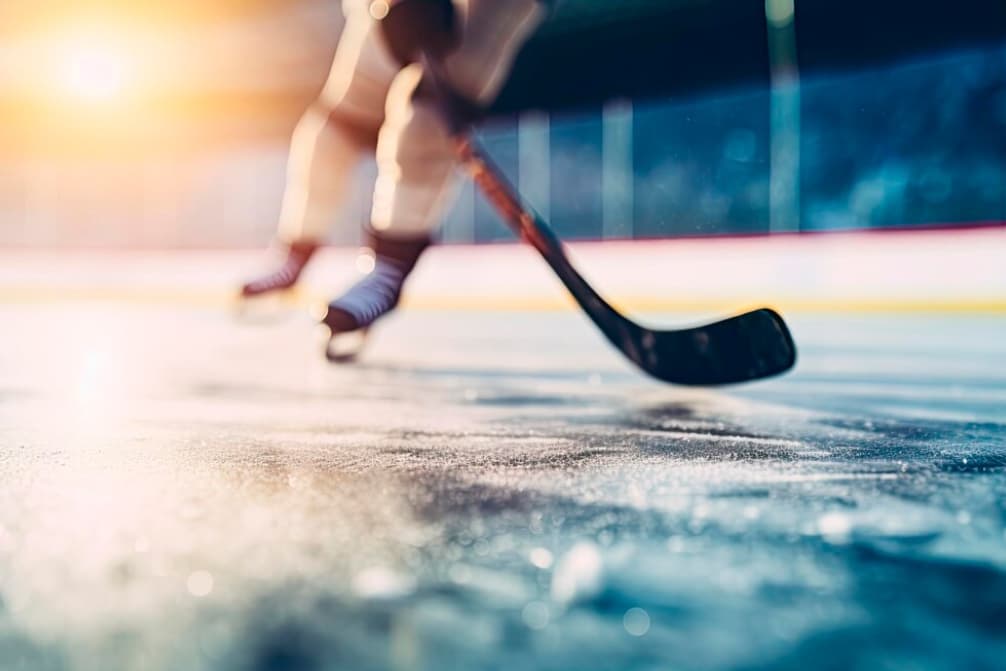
[{"left": 377, "top": 0, "right": 459, "bottom": 65}]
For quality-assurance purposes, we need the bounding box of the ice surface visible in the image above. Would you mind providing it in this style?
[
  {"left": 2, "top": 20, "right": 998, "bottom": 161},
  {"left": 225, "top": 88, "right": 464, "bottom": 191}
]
[{"left": 0, "top": 306, "right": 1003, "bottom": 670}]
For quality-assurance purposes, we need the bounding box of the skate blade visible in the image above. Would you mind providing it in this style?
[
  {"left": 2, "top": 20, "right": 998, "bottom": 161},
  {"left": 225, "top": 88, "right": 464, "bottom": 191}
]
[{"left": 325, "top": 328, "right": 370, "bottom": 363}]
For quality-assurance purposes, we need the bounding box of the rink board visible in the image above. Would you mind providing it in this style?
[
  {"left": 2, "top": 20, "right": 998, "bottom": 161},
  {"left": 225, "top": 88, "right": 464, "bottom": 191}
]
[{"left": 0, "top": 225, "right": 1003, "bottom": 314}]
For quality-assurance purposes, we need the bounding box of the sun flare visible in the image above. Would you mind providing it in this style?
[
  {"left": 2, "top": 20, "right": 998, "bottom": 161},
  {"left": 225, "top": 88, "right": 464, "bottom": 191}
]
[{"left": 56, "top": 34, "right": 130, "bottom": 104}]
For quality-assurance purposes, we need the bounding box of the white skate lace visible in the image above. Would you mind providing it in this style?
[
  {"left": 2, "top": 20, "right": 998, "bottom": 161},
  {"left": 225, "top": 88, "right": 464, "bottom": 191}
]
[{"left": 331, "top": 259, "right": 406, "bottom": 326}]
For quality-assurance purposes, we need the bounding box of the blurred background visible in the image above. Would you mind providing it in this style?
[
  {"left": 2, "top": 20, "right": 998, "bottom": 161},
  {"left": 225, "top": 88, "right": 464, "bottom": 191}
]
[{"left": 1, "top": 0, "right": 1003, "bottom": 249}]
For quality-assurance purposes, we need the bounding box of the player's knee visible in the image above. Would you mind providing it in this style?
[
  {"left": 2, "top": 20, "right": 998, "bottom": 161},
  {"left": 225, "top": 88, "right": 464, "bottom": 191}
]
[{"left": 310, "top": 100, "right": 380, "bottom": 150}]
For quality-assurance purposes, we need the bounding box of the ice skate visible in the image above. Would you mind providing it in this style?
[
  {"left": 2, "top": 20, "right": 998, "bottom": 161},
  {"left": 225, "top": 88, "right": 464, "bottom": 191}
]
[
  {"left": 239, "top": 240, "right": 319, "bottom": 299},
  {"left": 321, "top": 232, "right": 430, "bottom": 363}
]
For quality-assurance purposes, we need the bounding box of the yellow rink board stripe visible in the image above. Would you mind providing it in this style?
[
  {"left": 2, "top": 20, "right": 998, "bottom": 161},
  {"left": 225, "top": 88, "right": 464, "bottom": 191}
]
[{"left": 1, "top": 285, "right": 1005, "bottom": 314}]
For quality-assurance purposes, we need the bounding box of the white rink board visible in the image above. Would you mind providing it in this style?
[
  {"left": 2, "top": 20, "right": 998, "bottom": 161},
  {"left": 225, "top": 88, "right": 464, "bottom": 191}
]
[{"left": 0, "top": 226, "right": 1003, "bottom": 311}]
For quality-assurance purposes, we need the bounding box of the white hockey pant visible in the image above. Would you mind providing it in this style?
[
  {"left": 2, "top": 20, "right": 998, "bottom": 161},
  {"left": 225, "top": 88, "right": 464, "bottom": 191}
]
[{"left": 278, "top": 0, "right": 545, "bottom": 243}]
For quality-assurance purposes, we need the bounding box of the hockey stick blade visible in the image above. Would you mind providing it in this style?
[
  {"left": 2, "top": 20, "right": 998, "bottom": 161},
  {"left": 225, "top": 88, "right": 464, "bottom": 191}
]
[{"left": 614, "top": 307, "right": 796, "bottom": 386}]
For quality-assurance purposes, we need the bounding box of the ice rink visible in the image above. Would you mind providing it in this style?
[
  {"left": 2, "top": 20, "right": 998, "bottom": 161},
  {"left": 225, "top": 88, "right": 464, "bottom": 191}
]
[{"left": 1, "top": 292, "right": 1004, "bottom": 670}]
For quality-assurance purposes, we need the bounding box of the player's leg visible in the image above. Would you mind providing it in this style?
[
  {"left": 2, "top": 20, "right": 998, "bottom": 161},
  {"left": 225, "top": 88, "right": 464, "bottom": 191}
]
[
  {"left": 241, "top": 2, "right": 402, "bottom": 298},
  {"left": 323, "top": 0, "right": 546, "bottom": 338}
]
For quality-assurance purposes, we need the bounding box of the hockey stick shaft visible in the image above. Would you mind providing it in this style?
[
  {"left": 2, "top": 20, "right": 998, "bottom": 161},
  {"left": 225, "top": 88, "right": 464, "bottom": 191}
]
[
  {"left": 418, "top": 57, "right": 640, "bottom": 347},
  {"left": 453, "top": 137, "right": 639, "bottom": 349}
]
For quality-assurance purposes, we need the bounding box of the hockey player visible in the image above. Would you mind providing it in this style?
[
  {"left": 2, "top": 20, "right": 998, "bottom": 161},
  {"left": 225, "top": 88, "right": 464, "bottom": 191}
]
[{"left": 240, "top": 0, "right": 546, "bottom": 354}]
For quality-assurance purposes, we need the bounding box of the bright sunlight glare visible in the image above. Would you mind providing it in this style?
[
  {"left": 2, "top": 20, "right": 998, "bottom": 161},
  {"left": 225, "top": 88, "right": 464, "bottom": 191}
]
[{"left": 55, "top": 33, "right": 131, "bottom": 104}]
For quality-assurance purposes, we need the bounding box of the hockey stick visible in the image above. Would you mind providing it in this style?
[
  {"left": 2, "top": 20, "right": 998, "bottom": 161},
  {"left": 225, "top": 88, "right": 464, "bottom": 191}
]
[{"left": 424, "top": 58, "right": 796, "bottom": 385}]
